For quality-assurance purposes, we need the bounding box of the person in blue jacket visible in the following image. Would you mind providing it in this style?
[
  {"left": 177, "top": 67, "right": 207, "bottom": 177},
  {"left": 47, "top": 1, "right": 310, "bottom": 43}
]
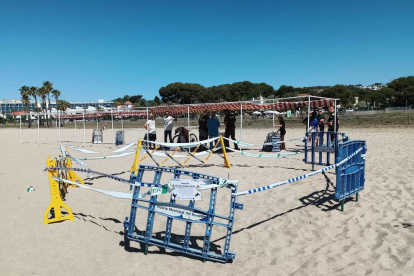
[{"left": 206, "top": 113, "right": 220, "bottom": 149}]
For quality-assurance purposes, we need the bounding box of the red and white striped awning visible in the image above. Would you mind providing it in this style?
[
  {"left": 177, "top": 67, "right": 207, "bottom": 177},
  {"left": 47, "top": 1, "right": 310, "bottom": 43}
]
[
  {"left": 57, "top": 99, "right": 334, "bottom": 118},
  {"left": 274, "top": 99, "right": 334, "bottom": 110}
]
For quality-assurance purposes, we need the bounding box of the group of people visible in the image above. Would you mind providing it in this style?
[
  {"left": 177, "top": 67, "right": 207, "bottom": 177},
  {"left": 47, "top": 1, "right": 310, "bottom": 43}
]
[
  {"left": 194, "top": 109, "right": 240, "bottom": 150},
  {"left": 302, "top": 106, "right": 340, "bottom": 143},
  {"left": 141, "top": 106, "right": 339, "bottom": 151},
  {"left": 303, "top": 106, "right": 339, "bottom": 133},
  {"left": 143, "top": 111, "right": 175, "bottom": 149},
  {"left": 272, "top": 106, "right": 339, "bottom": 151},
  {"left": 142, "top": 110, "right": 241, "bottom": 150}
]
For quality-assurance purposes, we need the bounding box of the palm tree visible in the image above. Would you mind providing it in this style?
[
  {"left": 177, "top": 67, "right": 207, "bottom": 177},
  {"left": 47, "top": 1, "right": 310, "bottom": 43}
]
[
  {"left": 57, "top": 100, "right": 71, "bottom": 127},
  {"left": 52, "top": 89, "right": 61, "bottom": 106},
  {"left": 52, "top": 89, "right": 61, "bottom": 123},
  {"left": 42, "top": 81, "right": 53, "bottom": 127},
  {"left": 19, "top": 86, "right": 31, "bottom": 128},
  {"left": 28, "top": 86, "right": 40, "bottom": 112},
  {"left": 38, "top": 86, "right": 48, "bottom": 127}
]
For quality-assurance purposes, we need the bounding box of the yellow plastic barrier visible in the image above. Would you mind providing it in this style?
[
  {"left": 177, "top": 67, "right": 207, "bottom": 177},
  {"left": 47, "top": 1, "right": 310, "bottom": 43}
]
[
  {"left": 129, "top": 139, "right": 142, "bottom": 176},
  {"left": 44, "top": 157, "right": 74, "bottom": 224}
]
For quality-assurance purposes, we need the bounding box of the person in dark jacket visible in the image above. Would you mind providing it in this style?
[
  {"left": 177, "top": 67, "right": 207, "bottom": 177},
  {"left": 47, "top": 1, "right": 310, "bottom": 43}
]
[
  {"left": 224, "top": 110, "right": 239, "bottom": 150},
  {"left": 326, "top": 106, "right": 339, "bottom": 141},
  {"left": 198, "top": 110, "right": 209, "bottom": 141},
  {"left": 274, "top": 115, "right": 286, "bottom": 151}
]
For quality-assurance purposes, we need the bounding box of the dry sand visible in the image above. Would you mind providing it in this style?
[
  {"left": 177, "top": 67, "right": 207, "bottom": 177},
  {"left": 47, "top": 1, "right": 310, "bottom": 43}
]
[{"left": 0, "top": 126, "right": 414, "bottom": 276}]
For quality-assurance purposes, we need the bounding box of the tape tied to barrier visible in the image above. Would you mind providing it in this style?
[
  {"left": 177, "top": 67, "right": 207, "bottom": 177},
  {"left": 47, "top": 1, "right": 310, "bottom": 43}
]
[
  {"left": 225, "top": 147, "right": 303, "bottom": 158},
  {"left": 51, "top": 175, "right": 237, "bottom": 200},
  {"left": 233, "top": 146, "right": 366, "bottom": 196}
]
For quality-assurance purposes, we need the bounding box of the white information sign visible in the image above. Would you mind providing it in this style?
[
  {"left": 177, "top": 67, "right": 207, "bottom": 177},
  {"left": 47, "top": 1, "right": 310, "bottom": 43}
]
[
  {"left": 169, "top": 179, "right": 202, "bottom": 201},
  {"left": 154, "top": 204, "right": 207, "bottom": 221}
]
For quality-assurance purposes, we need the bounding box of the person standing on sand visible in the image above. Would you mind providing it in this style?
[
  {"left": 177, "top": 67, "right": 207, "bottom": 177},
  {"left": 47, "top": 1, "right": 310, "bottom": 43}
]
[
  {"left": 198, "top": 110, "right": 209, "bottom": 141},
  {"left": 144, "top": 114, "right": 156, "bottom": 149},
  {"left": 316, "top": 108, "right": 325, "bottom": 145},
  {"left": 274, "top": 115, "right": 286, "bottom": 151},
  {"left": 163, "top": 111, "right": 174, "bottom": 143},
  {"left": 207, "top": 113, "right": 220, "bottom": 149},
  {"left": 224, "top": 110, "right": 239, "bottom": 150},
  {"left": 326, "top": 106, "right": 339, "bottom": 142}
]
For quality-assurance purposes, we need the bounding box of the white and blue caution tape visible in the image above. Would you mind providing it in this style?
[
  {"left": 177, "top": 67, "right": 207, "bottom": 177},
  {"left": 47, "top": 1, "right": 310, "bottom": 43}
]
[
  {"left": 225, "top": 147, "right": 303, "bottom": 158},
  {"left": 68, "top": 146, "right": 100, "bottom": 154},
  {"left": 52, "top": 176, "right": 239, "bottom": 200},
  {"left": 53, "top": 177, "right": 133, "bottom": 199},
  {"left": 233, "top": 146, "right": 366, "bottom": 196},
  {"left": 222, "top": 136, "right": 305, "bottom": 147},
  {"left": 66, "top": 153, "right": 89, "bottom": 168},
  {"left": 74, "top": 151, "right": 136, "bottom": 160},
  {"left": 112, "top": 141, "right": 137, "bottom": 153},
  {"left": 145, "top": 136, "right": 220, "bottom": 149},
  {"left": 45, "top": 166, "right": 162, "bottom": 187}
]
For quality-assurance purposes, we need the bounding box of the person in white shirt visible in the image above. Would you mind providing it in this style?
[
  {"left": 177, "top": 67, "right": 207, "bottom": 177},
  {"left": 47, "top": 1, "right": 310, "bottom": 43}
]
[
  {"left": 163, "top": 111, "right": 174, "bottom": 143},
  {"left": 144, "top": 114, "right": 156, "bottom": 149}
]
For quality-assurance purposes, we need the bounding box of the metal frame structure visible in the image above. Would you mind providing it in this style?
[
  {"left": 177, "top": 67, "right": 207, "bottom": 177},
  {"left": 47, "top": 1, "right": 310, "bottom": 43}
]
[
  {"left": 124, "top": 165, "right": 243, "bottom": 263},
  {"left": 335, "top": 140, "right": 367, "bottom": 211},
  {"left": 304, "top": 131, "right": 349, "bottom": 168}
]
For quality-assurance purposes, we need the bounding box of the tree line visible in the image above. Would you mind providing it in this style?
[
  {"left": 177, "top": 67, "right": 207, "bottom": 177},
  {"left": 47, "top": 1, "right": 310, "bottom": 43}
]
[{"left": 154, "top": 77, "right": 414, "bottom": 109}]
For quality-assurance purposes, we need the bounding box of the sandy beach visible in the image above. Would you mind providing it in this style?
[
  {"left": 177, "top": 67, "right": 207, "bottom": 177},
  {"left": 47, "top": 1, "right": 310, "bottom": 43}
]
[{"left": 1, "top": 126, "right": 413, "bottom": 276}]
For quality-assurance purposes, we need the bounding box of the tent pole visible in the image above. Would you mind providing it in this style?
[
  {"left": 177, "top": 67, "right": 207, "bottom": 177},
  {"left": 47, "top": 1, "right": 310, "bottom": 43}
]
[
  {"left": 187, "top": 105, "right": 190, "bottom": 131},
  {"left": 240, "top": 103, "right": 243, "bottom": 153},
  {"left": 307, "top": 96, "right": 311, "bottom": 132},
  {"left": 334, "top": 100, "right": 337, "bottom": 134},
  {"left": 58, "top": 110, "right": 61, "bottom": 144},
  {"left": 19, "top": 116, "right": 22, "bottom": 144},
  {"left": 37, "top": 113, "right": 40, "bottom": 145},
  {"left": 111, "top": 109, "right": 114, "bottom": 149},
  {"left": 272, "top": 103, "right": 275, "bottom": 132},
  {"left": 146, "top": 107, "right": 149, "bottom": 144},
  {"left": 75, "top": 116, "right": 77, "bottom": 144},
  {"left": 83, "top": 111, "right": 86, "bottom": 147},
  {"left": 56, "top": 112, "right": 58, "bottom": 143},
  {"left": 121, "top": 115, "right": 123, "bottom": 131}
]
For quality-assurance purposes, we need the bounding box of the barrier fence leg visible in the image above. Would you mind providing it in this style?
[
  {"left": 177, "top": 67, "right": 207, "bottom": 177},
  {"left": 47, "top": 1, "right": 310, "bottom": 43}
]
[
  {"left": 44, "top": 157, "right": 74, "bottom": 224},
  {"left": 130, "top": 139, "right": 142, "bottom": 175},
  {"left": 220, "top": 136, "right": 232, "bottom": 169},
  {"left": 356, "top": 192, "right": 359, "bottom": 202},
  {"left": 341, "top": 200, "right": 345, "bottom": 212},
  {"left": 65, "top": 158, "right": 85, "bottom": 187}
]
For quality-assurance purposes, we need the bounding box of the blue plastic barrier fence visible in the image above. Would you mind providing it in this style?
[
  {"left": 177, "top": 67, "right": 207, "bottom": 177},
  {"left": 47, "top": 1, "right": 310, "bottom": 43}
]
[
  {"left": 335, "top": 140, "right": 367, "bottom": 211},
  {"left": 123, "top": 165, "right": 243, "bottom": 263},
  {"left": 304, "top": 131, "right": 348, "bottom": 167}
]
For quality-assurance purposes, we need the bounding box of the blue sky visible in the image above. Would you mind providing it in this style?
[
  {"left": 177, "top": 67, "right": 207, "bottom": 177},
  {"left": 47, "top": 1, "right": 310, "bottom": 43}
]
[{"left": 1, "top": 0, "right": 413, "bottom": 102}]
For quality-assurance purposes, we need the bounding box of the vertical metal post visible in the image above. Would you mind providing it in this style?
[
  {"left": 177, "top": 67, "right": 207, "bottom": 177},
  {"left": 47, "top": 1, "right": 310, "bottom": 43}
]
[
  {"left": 58, "top": 110, "right": 61, "bottom": 144},
  {"left": 187, "top": 105, "right": 190, "bottom": 131},
  {"left": 96, "top": 114, "right": 98, "bottom": 129},
  {"left": 83, "top": 111, "right": 86, "bottom": 147},
  {"left": 19, "top": 116, "right": 22, "bottom": 144},
  {"left": 240, "top": 103, "right": 243, "bottom": 141},
  {"left": 240, "top": 103, "right": 243, "bottom": 153},
  {"left": 272, "top": 103, "right": 275, "bottom": 132},
  {"left": 121, "top": 115, "right": 123, "bottom": 131},
  {"left": 111, "top": 109, "right": 114, "bottom": 149},
  {"left": 146, "top": 107, "right": 149, "bottom": 144},
  {"left": 75, "top": 117, "right": 77, "bottom": 144},
  {"left": 307, "top": 96, "right": 310, "bottom": 132},
  {"left": 56, "top": 112, "right": 58, "bottom": 143},
  {"left": 334, "top": 100, "right": 337, "bottom": 134},
  {"left": 37, "top": 112, "right": 40, "bottom": 145}
]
